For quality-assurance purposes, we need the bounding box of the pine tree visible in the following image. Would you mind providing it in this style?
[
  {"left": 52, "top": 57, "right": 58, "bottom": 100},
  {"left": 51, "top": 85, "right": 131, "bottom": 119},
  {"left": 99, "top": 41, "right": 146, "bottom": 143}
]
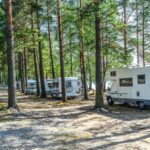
[{"left": 5, "top": 0, "right": 17, "bottom": 108}]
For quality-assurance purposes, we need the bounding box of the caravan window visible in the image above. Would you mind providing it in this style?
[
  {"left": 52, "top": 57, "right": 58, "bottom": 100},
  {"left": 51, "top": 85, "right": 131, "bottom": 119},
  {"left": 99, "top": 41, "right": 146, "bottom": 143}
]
[
  {"left": 30, "top": 83, "right": 35, "bottom": 86},
  {"left": 110, "top": 71, "right": 116, "bottom": 77},
  {"left": 66, "top": 81, "right": 72, "bottom": 88},
  {"left": 119, "top": 78, "right": 133, "bottom": 86},
  {"left": 78, "top": 81, "right": 80, "bottom": 86},
  {"left": 48, "top": 83, "right": 53, "bottom": 89},
  {"left": 66, "top": 81, "right": 72, "bottom": 92},
  {"left": 54, "top": 82, "right": 59, "bottom": 88},
  {"left": 137, "top": 75, "right": 145, "bottom": 84}
]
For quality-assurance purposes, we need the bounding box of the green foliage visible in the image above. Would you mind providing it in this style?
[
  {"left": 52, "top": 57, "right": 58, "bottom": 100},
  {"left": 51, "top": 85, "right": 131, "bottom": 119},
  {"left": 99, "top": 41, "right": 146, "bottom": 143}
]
[{"left": 1, "top": 0, "right": 150, "bottom": 84}]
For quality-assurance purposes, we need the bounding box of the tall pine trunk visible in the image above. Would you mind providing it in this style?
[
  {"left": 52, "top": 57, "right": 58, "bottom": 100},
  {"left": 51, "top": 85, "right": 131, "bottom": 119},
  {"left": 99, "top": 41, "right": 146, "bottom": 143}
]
[
  {"left": 36, "top": 0, "right": 46, "bottom": 97},
  {"left": 5, "top": 0, "right": 17, "bottom": 108},
  {"left": 57, "top": 0, "right": 67, "bottom": 102},
  {"left": 22, "top": 50, "right": 26, "bottom": 93},
  {"left": 80, "top": 0, "right": 88, "bottom": 100},
  {"left": 123, "top": 0, "right": 127, "bottom": 64},
  {"left": 142, "top": 1, "right": 145, "bottom": 67},
  {"left": 69, "top": 28, "right": 73, "bottom": 76},
  {"left": 18, "top": 53, "right": 24, "bottom": 93},
  {"left": 31, "top": 7, "right": 40, "bottom": 96},
  {"left": 23, "top": 47, "right": 28, "bottom": 91},
  {"left": 46, "top": 0, "right": 55, "bottom": 78},
  {"left": 87, "top": 56, "right": 92, "bottom": 90},
  {"left": 33, "top": 48, "right": 40, "bottom": 96},
  {"left": 136, "top": 0, "right": 139, "bottom": 67},
  {"left": 94, "top": 0, "right": 104, "bottom": 108}
]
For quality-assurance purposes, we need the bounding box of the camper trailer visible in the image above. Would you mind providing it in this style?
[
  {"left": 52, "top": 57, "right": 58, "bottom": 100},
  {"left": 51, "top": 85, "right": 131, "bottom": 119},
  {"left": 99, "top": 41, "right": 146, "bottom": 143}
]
[
  {"left": 45, "top": 79, "right": 54, "bottom": 94},
  {"left": 25, "top": 79, "right": 54, "bottom": 95},
  {"left": 26, "top": 79, "right": 36, "bottom": 94},
  {"left": 0, "top": 84, "right": 8, "bottom": 90},
  {"left": 106, "top": 67, "right": 150, "bottom": 110},
  {"left": 52, "top": 77, "right": 81, "bottom": 98}
]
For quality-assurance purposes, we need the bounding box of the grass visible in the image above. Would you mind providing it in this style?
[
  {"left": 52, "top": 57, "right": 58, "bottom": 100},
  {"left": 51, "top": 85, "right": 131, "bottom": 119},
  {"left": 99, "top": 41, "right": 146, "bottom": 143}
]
[{"left": 0, "top": 103, "right": 7, "bottom": 111}]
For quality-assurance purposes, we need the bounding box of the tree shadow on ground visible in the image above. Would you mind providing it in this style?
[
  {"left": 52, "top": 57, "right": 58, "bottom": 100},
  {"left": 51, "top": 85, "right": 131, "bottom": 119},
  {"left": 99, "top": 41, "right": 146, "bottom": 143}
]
[
  {"left": 0, "top": 126, "right": 64, "bottom": 150},
  {"left": 0, "top": 93, "right": 150, "bottom": 149},
  {"left": 62, "top": 122, "right": 150, "bottom": 149},
  {"left": 87, "top": 132, "right": 150, "bottom": 150},
  {"left": 77, "top": 103, "right": 150, "bottom": 121}
]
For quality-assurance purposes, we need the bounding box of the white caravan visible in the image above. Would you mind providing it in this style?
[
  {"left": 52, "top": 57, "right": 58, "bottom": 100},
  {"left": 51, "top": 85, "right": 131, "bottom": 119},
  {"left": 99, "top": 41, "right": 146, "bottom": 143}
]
[
  {"left": 106, "top": 66, "right": 150, "bottom": 109},
  {"left": 45, "top": 79, "right": 54, "bottom": 94},
  {"left": 52, "top": 77, "right": 81, "bottom": 98},
  {"left": 26, "top": 79, "right": 36, "bottom": 94},
  {"left": 0, "top": 84, "right": 8, "bottom": 90},
  {"left": 25, "top": 79, "right": 54, "bottom": 95}
]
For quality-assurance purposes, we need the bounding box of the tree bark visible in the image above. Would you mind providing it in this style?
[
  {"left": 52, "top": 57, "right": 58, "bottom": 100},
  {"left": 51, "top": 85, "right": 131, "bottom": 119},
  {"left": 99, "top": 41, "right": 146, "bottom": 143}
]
[
  {"left": 33, "top": 48, "right": 40, "bottom": 96},
  {"left": 18, "top": 53, "right": 24, "bottom": 93},
  {"left": 136, "top": 0, "right": 139, "bottom": 67},
  {"left": 123, "top": 0, "right": 127, "bottom": 64},
  {"left": 21, "top": 50, "right": 26, "bottom": 93},
  {"left": 57, "top": 0, "right": 67, "bottom": 102},
  {"left": 69, "top": 28, "right": 73, "bottom": 76},
  {"left": 87, "top": 56, "right": 92, "bottom": 90},
  {"left": 46, "top": 0, "right": 55, "bottom": 78},
  {"left": 142, "top": 1, "right": 145, "bottom": 67},
  {"left": 80, "top": 0, "right": 88, "bottom": 100},
  {"left": 94, "top": 0, "right": 104, "bottom": 108},
  {"left": 5, "top": 0, "right": 17, "bottom": 108},
  {"left": 36, "top": 0, "right": 47, "bottom": 97},
  {"left": 31, "top": 7, "right": 40, "bottom": 96},
  {"left": 23, "top": 47, "right": 28, "bottom": 91}
]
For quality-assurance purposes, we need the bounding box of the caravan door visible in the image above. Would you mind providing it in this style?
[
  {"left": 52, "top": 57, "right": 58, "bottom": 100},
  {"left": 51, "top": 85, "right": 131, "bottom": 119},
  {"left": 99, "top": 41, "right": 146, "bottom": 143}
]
[{"left": 109, "top": 80, "right": 119, "bottom": 99}]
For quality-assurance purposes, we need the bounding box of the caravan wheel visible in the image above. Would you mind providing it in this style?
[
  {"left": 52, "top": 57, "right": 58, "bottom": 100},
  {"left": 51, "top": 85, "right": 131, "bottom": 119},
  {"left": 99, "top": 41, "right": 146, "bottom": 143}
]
[
  {"left": 107, "top": 97, "right": 114, "bottom": 105},
  {"left": 138, "top": 101, "right": 145, "bottom": 110}
]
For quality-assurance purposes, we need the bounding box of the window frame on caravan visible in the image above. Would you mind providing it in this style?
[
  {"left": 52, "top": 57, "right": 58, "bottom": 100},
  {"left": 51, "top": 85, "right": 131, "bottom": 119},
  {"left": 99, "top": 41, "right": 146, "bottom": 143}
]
[
  {"left": 66, "top": 81, "right": 73, "bottom": 92},
  {"left": 137, "top": 74, "right": 145, "bottom": 84},
  {"left": 119, "top": 78, "right": 133, "bottom": 87},
  {"left": 110, "top": 71, "right": 116, "bottom": 77},
  {"left": 47, "top": 82, "right": 54, "bottom": 89},
  {"left": 66, "top": 81, "right": 72, "bottom": 88}
]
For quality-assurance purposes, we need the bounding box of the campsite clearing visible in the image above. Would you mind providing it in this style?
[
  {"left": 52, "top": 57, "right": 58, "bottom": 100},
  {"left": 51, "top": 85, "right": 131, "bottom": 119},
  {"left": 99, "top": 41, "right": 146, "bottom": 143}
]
[{"left": 0, "top": 90, "right": 150, "bottom": 150}]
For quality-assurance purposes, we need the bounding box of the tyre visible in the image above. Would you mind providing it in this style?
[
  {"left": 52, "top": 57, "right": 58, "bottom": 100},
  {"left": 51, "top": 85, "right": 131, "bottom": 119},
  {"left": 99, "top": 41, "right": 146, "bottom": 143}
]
[
  {"left": 138, "top": 101, "right": 145, "bottom": 110},
  {"left": 107, "top": 96, "right": 114, "bottom": 105}
]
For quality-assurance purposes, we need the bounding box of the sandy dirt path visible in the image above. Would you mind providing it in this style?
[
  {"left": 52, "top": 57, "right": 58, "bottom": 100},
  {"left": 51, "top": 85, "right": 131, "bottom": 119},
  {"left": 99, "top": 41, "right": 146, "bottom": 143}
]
[{"left": 0, "top": 90, "right": 150, "bottom": 150}]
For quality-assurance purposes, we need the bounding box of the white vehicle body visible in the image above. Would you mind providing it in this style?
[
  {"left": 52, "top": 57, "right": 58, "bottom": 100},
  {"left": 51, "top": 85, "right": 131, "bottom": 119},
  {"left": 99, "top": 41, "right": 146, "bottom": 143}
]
[
  {"left": 26, "top": 79, "right": 36, "bottom": 94},
  {"left": 52, "top": 77, "right": 81, "bottom": 98},
  {"left": 0, "top": 84, "right": 8, "bottom": 90},
  {"left": 45, "top": 79, "right": 53, "bottom": 94},
  {"left": 106, "top": 67, "right": 150, "bottom": 109},
  {"left": 26, "top": 79, "right": 54, "bottom": 95}
]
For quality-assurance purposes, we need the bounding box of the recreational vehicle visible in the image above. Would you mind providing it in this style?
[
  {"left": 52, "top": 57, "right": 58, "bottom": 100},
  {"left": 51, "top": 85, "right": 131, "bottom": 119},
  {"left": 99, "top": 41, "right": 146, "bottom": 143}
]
[
  {"left": 106, "top": 67, "right": 150, "bottom": 110},
  {"left": 45, "top": 79, "right": 54, "bottom": 94},
  {"left": 52, "top": 77, "right": 81, "bottom": 98},
  {"left": 26, "top": 79, "right": 36, "bottom": 94},
  {"left": 25, "top": 79, "right": 54, "bottom": 95},
  {"left": 0, "top": 84, "right": 8, "bottom": 90}
]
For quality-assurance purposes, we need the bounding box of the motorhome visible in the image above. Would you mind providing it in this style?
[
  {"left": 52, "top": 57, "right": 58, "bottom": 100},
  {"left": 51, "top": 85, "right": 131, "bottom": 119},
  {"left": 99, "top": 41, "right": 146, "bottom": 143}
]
[
  {"left": 0, "top": 84, "right": 8, "bottom": 90},
  {"left": 45, "top": 79, "right": 54, "bottom": 94},
  {"left": 52, "top": 77, "right": 81, "bottom": 98},
  {"left": 26, "top": 79, "right": 36, "bottom": 94},
  {"left": 106, "top": 66, "right": 150, "bottom": 110}
]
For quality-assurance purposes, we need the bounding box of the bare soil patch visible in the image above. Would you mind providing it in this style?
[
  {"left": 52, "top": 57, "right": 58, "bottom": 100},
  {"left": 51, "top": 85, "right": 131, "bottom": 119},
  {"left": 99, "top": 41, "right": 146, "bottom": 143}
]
[{"left": 0, "top": 91, "right": 150, "bottom": 150}]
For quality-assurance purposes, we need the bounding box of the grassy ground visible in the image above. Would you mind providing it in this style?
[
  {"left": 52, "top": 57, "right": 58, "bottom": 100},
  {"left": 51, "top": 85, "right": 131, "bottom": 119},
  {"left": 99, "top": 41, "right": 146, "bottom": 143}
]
[{"left": 0, "top": 90, "right": 150, "bottom": 150}]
